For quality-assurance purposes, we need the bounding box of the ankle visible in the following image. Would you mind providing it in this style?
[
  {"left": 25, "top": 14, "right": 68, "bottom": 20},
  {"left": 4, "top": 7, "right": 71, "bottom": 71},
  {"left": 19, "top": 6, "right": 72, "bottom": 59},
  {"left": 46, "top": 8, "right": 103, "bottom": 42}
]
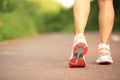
[
  {"left": 75, "top": 33, "right": 86, "bottom": 40},
  {"left": 101, "top": 42, "right": 109, "bottom": 45}
]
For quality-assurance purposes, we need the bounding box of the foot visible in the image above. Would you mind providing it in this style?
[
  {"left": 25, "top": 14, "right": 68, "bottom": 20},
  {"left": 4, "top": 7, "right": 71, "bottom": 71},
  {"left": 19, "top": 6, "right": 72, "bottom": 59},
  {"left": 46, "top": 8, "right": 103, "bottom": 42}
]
[
  {"left": 96, "top": 43, "right": 113, "bottom": 64},
  {"left": 68, "top": 33, "right": 88, "bottom": 67}
]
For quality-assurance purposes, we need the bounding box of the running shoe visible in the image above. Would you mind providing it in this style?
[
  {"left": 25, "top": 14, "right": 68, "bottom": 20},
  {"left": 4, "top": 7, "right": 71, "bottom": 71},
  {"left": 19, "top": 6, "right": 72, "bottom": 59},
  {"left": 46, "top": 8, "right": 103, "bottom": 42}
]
[
  {"left": 68, "top": 33, "right": 88, "bottom": 67},
  {"left": 96, "top": 42, "right": 113, "bottom": 64}
]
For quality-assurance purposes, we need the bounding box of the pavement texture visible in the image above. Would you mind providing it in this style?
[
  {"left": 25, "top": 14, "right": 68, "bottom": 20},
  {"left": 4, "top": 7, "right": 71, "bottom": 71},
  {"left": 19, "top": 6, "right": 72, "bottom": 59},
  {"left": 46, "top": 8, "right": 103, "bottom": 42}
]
[{"left": 0, "top": 32, "right": 120, "bottom": 80}]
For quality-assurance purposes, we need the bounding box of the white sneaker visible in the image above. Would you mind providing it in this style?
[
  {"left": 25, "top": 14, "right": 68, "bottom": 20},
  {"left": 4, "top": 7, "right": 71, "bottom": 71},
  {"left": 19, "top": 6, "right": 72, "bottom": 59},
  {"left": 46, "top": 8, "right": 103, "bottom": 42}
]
[
  {"left": 68, "top": 33, "right": 88, "bottom": 67},
  {"left": 96, "top": 43, "right": 113, "bottom": 64}
]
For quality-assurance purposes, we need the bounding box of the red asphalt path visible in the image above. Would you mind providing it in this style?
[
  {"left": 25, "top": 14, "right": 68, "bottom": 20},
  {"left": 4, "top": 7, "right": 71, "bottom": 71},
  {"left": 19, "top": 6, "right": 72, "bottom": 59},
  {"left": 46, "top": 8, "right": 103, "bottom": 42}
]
[{"left": 0, "top": 32, "right": 120, "bottom": 80}]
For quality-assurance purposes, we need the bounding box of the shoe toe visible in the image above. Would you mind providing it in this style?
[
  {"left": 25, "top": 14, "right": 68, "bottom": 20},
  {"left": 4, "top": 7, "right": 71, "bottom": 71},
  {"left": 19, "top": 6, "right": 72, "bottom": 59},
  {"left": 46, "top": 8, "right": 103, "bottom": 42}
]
[{"left": 96, "top": 56, "right": 113, "bottom": 64}]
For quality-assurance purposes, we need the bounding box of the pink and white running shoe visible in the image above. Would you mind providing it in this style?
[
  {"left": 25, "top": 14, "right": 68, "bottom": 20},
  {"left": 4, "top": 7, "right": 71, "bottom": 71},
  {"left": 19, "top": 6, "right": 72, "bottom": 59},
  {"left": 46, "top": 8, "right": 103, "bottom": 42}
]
[
  {"left": 68, "top": 33, "right": 88, "bottom": 67},
  {"left": 96, "top": 42, "right": 113, "bottom": 64}
]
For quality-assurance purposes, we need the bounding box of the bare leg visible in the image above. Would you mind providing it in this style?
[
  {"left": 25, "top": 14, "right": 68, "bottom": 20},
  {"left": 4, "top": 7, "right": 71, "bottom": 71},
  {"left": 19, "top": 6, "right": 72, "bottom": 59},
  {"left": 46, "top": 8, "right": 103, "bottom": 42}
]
[
  {"left": 98, "top": 0, "right": 114, "bottom": 44},
  {"left": 68, "top": 0, "right": 90, "bottom": 67},
  {"left": 74, "top": 0, "right": 90, "bottom": 35},
  {"left": 96, "top": 0, "right": 114, "bottom": 64}
]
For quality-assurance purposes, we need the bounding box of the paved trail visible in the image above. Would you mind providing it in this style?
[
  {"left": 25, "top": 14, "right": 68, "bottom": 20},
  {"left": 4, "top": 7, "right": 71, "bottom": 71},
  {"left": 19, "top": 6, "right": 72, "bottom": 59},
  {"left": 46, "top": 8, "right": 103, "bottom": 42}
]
[{"left": 0, "top": 32, "right": 120, "bottom": 80}]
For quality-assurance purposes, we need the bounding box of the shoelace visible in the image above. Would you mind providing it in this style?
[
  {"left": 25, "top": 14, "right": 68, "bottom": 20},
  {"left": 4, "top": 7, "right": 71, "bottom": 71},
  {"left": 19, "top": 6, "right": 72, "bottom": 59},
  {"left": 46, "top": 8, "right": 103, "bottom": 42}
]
[{"left": 97, "top": 42, "right": 111, "bottom": 56}]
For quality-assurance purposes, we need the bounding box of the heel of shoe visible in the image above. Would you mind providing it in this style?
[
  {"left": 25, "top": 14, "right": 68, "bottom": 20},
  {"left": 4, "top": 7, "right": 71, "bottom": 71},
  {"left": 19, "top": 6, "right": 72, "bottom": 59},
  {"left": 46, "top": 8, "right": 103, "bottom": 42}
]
[
  {"left": 68, "top": 42, "right": 88, "bottom": 67},
  {"left": 77, "top": 58, "right": 86, "bottom": 67},
  {"left": 68, "top": 58, "right": 86, "bottom": 67}
]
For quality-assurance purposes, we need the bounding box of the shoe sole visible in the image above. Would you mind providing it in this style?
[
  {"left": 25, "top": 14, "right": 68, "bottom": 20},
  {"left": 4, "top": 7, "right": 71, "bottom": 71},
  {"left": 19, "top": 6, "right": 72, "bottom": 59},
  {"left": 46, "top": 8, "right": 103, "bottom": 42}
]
[
  {"left": 68, "top": 42, "right": 88, "bottom": 67},
  {"left": 96, "top": 56, "right": 113, "bottom": 65},
  {"left": 96, "top": 61, "right": 113, "bottom": 65}
]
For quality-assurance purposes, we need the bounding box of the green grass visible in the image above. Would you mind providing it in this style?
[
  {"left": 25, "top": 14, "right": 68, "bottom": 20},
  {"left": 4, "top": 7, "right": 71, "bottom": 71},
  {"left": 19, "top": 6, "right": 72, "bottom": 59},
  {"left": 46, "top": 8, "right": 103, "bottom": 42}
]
[
  {"left": 0, "top": 11, "right": 37, "bottom": 41},
  {"left": 0, "top": 0, "right": 119, "bottom": 41}
]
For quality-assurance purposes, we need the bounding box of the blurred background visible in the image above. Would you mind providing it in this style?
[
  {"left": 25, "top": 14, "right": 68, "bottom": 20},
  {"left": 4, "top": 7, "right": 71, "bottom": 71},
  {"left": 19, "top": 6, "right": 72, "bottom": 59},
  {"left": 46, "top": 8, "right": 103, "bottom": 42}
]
[{"left": 0, "top": 0, "right": 120, "bottom": 41}]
